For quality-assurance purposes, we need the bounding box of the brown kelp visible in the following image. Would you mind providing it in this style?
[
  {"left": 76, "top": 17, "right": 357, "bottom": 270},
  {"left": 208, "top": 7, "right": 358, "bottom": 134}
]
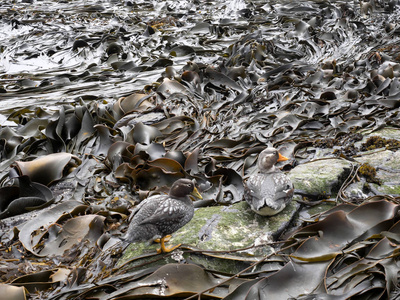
[{"left": 1, "top": 0, "right": 400, "bottom": 299}]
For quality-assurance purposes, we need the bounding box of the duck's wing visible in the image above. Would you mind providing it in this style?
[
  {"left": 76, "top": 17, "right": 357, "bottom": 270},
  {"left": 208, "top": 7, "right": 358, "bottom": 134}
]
[
  {"left": 124, "top": 195, "right": 169, "bottom": 242},
  {"left": 272, "top": 172, "right": 294, "bottom": 204},
  {"left": 138, "top": 198, "right": 192, "bottom": 228},
  {"left": 128, "top": 195, "right": 167, "bottom": 224}
]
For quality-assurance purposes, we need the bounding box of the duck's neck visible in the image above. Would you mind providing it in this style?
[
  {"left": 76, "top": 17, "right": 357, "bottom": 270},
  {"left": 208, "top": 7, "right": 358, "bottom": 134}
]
[
  {"left": 258, "top": 164, "right": 276, "bottom": 173},
  {"left": 171, "top": 195, "right": 192, "bottom": 204},
  {"left": 257, "top": 152, "right": 278, "bottom": 173}
]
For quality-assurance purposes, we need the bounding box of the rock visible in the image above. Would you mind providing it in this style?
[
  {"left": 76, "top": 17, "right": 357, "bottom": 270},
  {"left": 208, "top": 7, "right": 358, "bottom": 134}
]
[
  {"left": 342, "top": 127, "right": 400, "bottom": 197},
  {"left": 172, "top": 201, "right": 298, "bottom": 250},
  {"left": 118, "top": 200, "right": 299, "bottom": 270},
  {"left": 288, "top": 158, "right": 353, "bottom": 199},
  {"left": 358, "top": 127, "right": 400, "bottom": 141},
  {"left": 353, "top": 149, "right": 400, "bottom": 195}
]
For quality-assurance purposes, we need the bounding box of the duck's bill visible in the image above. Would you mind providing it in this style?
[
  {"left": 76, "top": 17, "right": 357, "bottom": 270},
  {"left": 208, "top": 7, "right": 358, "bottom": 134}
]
[
  {"left": 277, "top": 152, "right": 289, "bottom": 162},
  {"left": 191, "top": 187, "right": 203, "bottom": 200}
]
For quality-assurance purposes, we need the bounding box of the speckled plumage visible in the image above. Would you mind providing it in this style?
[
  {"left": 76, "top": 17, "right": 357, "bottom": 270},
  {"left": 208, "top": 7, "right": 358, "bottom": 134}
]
[
  {"left": 244, "top": 148, "right": 294, "bottom": 216},
  {"left": 123, "top": 179, "right": 200, "bottom": 245}
]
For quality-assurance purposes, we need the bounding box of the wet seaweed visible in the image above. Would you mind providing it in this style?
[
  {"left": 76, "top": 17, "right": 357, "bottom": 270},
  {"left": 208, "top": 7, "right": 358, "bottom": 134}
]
[{"left": 1, "top": 0, "right": 400, "bottom": 299}]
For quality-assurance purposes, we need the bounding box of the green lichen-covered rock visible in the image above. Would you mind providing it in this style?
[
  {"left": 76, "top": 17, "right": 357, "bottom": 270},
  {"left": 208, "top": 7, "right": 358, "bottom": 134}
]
[
  {"left": 355, "top": 149, "right": 400, "bottom": 170},
  {"left": 298, "top": 201, "right": 336, "bottom": 221},
  {"left": 288, "top": 158, "right": 353, "bottom": 198},
  {"left": 359, "top": 127, "right": 400, "bottom": 141},
  {"left": 354, "top": 150, "right": 400, "bottom": 195},
  {"left": 337, "top": 127, "right": 400, "bottom": 197},
  {"left": 170, "top": 200, "right": 297, "bottom": 251},
  {"left": 118, "top": 200, "right": 298, "bottom": 269}
]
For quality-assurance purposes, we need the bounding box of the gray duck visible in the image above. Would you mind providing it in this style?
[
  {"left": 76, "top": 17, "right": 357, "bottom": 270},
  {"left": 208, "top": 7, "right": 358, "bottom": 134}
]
[{"left": 244, "top": 148, "right": 294, "bottom": 216}]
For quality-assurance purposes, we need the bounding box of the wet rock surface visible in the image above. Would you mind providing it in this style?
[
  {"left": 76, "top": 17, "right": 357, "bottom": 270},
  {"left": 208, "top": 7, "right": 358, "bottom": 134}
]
[
  {"left": 289, "top": 158, "right": 353, "bottom": 199},
  {"left": 121, "top": 200, "right": 298, "bottom": 261}
]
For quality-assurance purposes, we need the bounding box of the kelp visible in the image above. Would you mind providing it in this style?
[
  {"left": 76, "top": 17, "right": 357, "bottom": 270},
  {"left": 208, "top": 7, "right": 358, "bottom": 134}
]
[
  {"left": 0, "top": 284, "right": 26, "bottom": 300},
  {"left": 0, "top": 175, "right": 53, "bottom": 220},
  {"left": 11, "top": 268, "right": 71, "bottom": 293},
  {"left": 13, "top": 153, "right": 81, "bottom": 186},
  {"left": 1, "top": 0, "right": 400, "bottom": 299}
]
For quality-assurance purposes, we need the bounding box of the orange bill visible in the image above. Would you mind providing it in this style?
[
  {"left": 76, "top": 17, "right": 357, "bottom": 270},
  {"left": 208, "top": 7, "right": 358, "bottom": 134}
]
[{"left": 277, "top": 152, "right": 289, "bottom": 162}]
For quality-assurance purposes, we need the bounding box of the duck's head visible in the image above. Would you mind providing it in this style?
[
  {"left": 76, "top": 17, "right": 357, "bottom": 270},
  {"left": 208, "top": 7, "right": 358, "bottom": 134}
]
[
  {"left": 257, "top": 148, "right": 289, "bottom": 173},
  {"left": 169, "top": 178, "right": 202, "bottom": 200}
]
